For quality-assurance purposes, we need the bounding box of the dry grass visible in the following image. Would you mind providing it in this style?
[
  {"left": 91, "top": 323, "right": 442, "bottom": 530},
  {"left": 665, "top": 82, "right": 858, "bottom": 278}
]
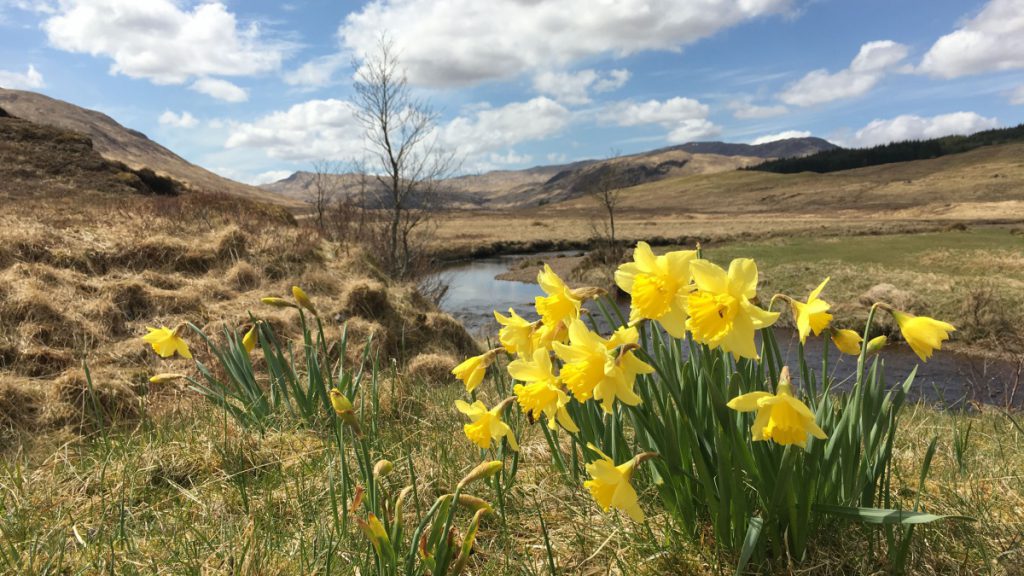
[{"left": 0, "top": 190, "right": 477, "bottom": 446}]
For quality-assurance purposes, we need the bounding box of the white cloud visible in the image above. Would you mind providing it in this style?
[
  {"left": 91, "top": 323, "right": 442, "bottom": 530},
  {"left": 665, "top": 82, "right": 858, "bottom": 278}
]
[
  {"left": 0, "top": 64, "right": 44, "bottom": 89},
  {"left": 42, "top": 0, "right": 287, "bottom": 91},
  {"left": 340, "top": 0, "right": 792, "bottom": 88},
  {"left": 488, "top": 150, "right": 533, "bottom": 166},
  {"left": 225, "top": 99, "right": 366, "bottom": 162},
  {"left": 604, "top": 97, "right": 719, "bottom": 143},
  {"left": 158, "top": 110, "right": 198, "bottom": 128},
  {"left": 1011, "top": 85, "right": 1024, "bottom": 105},
  {"left": 284, "top": 53, "right": 347, "bottom": 88},
  {"left": 441, "top": 97, "right": 571, "bottom": 157},
  {"left": 251, "top": 170, "right": 294, "bottom": 185},
  {"left": 547, "top": 152, "right": 568, "bottom": 164},
  {"left": 5, "top": 1, "right": 56, "bottom": 14},
  {"left": 533, "top": 68, "right": 630, "bottom": 105},
  {"left": 849, "top": 112, "right": 999, "bottom": 148},
  {"left": 728, "top": 98, "right": 788, "bottom": 119},
  {"left": 779, "top": 40, "right": 909, "bottom": 106},
  {"left": 919, "top": 0, "right": 1024, "bottom": 78},
  {"left": 190, "top": 77, "right": 248, "bottom": 102},
  {"left": 750, "top": 130, "right": 810, "bottom": 145}
]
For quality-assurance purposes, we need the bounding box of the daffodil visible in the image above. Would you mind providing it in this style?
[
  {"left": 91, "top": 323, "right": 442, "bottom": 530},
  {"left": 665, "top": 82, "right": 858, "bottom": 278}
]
[
  {"left": 552, "top": 320, "right": 653, "bottom": 412},
  {"left": 866, "top": 334, "right": 888, "bottom": 355},
  {"left": 726, "top": 367, "right": 827, "bottom": 448},
  {"left": 292, "top": 285, "right": 318, "bottom": 316},
  {"left": 148, "top": 373, "right": 186, "bottom": 384},
  {"left": 452, "top": 349, "right": 499, "bottom": 393},
  {"left": 509, "top": 348, "right": 578, "bottom": 432},
  {"left": 329, "top": 388, "right": 362, "bottom": 434},
  {"left": 531, "top": 319, "right": 568, "bottom": 351},
  {"left": 535, "top": 264, "right": 581, "bottom": 328},
  {"left": 686, "top": 258, "right": 779, "bottom": 359},
  {"left": 142, "top": 325, "right": 192, "bottom": 359},
  {"left": 831, "top": 328, "right": 863, "bottom": 355},
  {"left": 789, "top": 277, "right": 833, "bottom": 344},
  {"left": 494, "top": 308, "right": 537, "bottom": 357},
  {"left": 890, "top": 310, "right": 955, "bottom": 362},
  {"left": 614, "top": 241, "right": 696, "bottom": 338},
  {"left": 455, "top": 398, "right": 519, "bottom": 451},
  {"left": 261, "top": 296, "right": 298, "bottom": 309},
  {"left": 242, "top": 323, "right": 258, "bottom": 353},
  {"left": 583, "top": 445, "right": 654, "bottom": 522}
]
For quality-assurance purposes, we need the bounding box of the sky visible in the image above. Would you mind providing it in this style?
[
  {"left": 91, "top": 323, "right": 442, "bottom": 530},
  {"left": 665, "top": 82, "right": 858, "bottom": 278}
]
[{"left": 1, "top": 0, "right": 1023, "bottom": 185}]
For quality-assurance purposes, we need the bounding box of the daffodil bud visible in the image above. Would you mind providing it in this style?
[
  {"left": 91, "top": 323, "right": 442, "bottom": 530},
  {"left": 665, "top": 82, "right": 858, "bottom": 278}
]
[
  {"left": 457, "top": 460, "right": 503, "bottom": 489},
  {"left": 456, "top": 494, "right": 494, "bottom": 513},
  {"left": 373, "top": 459, "right": 393, "bottom": 477},
  {"left": 393, "top": 485, "right": 414, "bottom": 522},
  {"left": 148, "top": 373, "right": 186, "bottom": 384},
  {"left": 866, "top": 335, "right": 888, "bottom": 355},
  {"left": 242, "top": 323, "right": 258, "bottom": 354},
  {"left": 292, "top": 285, "right": 318, "bottom": 316},
  {"left": 261, "top": 297, "right": 298, "bottom": 309}
]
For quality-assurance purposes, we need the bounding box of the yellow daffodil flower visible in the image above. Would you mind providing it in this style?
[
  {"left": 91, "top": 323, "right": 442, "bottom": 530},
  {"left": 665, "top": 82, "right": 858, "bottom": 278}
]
[
  {"left": 789, "top": 277, "right": 833, "bottom": 344},
  {"left": 531, "top": 319, "right": 568, "bottom": 351},
  {"left": 614, "top": 241, "right": 696, "bottom": 338},
  {"left": 142, "top": 325, "right": 192, "bottom": 359},
  {"left": 686, "top": 258, "right": 779, "bottom": 360},
  {"left": 552, "top": 320, "right": 653, "bottom": 412},
  {"left": 509, "top": 348, "right": 578, "bottom": 432},
  {"left": 583, "top": 445, "right": 654, "bottom": 522},
  {"left": 494, "top": 308, "right": 536, "bottom": 357},
  {"left": 726, "top": 367, "right": 827, "bottom": 448},
  {"left": 831, "top": 328, "right": 863, "bottom": 355},
  {"left": 292, "top": 285, "right": 318, "bottom": 316},
  {"left": 535, "top": 264, "right": 582, "bottom": 328},
  {"left": 455, "top": 398, "right": 520, "bottom": 451},
  {"left": 452, "top": 349, "right": 499, "bottom": 393},
  {"left": 890, "top": 310, "right": 955, "bottom": 362}
]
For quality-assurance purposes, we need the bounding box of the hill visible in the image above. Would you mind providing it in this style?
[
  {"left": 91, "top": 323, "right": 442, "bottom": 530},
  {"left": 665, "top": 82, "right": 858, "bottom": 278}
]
[
  {"left": 750, "top": 124, "right": 1024, "bottom": 174},
  {"left": 264, "top": 137, "right": 836, "bottom": 209},
  {"left": 0, "top": 108, "right": 184, "bottom": 199},
  {"left": 0, "top": 88, "right": 300, "bottom": 208}
]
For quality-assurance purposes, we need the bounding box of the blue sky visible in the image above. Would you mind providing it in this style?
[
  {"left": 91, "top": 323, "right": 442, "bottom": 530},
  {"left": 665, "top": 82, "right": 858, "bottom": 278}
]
[{"left": 1, "top": 0, "right": 1022, "bottom": 185}]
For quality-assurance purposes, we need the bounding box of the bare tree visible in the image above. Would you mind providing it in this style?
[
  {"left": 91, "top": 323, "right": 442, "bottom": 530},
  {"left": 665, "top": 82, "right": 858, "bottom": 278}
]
[
  {"left": 309, "top": 159, "right": 343, "bottom": 233},
  {"left": 352, "top": 35, "right": 456, "bottom": 279},
  {"left": 589, "top": 149, "right": 624, "bottom": 245}
]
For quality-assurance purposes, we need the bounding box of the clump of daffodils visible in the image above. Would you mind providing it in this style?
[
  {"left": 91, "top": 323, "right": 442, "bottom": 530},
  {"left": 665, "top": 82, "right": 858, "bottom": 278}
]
[{"left": 450, "top": 241, "right": 957, "bottom": 529}]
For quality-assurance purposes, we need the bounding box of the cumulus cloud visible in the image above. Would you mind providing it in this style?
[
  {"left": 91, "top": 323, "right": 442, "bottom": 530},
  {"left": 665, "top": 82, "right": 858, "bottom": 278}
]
[
  {"left": 532, "top": 68, "right": 630, "bottom": 105},
  {"left": 190, "top": 77, "right": 248, "bottom": 102},
  {"left": 1011, "top": 85, "right": 1024, "bottom": 105},
  {"left": 750, "top": 130, "right": 811, "bottom": 145},
  {"left": 42, "top": 0, "right": 287, "bottom": 93},
  {"left": 0, "top": 64, "right": 44, "bottom": 89},
  {"left": 919, "top": 0, "right": 1024, "bottom": 78},
  {"left": 441, "top": 97, "right": 572, "bottom": 157},
  {"left": 849, "top": 112, "right": 999, "bottom": 148},
  {"left": 158, "top": 110, "right": 198, "bottom": 128},
  {"left": 284, "top": 53, "right": 347, "bottom": 88},
  {"left": 225, "top": 99, "right": 366, "bottom": 162},
  {"left": 727, "top": 98, "right": 788, "bottom": 119},
  {"left": 251, "top": 170, "right": 294, "bottom": 185},
  {"left": 340, "top": 0, "right": 791, "bottom": 87},
  {"left": 604, "top": 97, "right": 719, "bottom": 143},
  {"left": 779, "top": 40, "right": 909, "bottom": 106}
]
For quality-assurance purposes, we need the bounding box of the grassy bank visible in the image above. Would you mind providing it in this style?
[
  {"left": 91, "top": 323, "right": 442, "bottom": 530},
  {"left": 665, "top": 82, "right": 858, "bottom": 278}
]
[{"left": 2, "top": 367, "right": 1021, "bottom": 574}]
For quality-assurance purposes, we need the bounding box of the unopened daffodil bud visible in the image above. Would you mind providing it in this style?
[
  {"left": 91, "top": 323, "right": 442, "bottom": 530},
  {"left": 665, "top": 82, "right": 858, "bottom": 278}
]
[
  {"left": 292, "top": 285, "right": 318, "bottom": 316},
  {"left": 457, "top": 460, "right": 503, "bottom": 489},
  {"left": 261, "top": 297, "right": 298, "bottom": 309},
  {"left": 149, "top": 373, "right": 187, "bottom": 384},
  {"left": 866, "top": 335, "right": 888, "bottom": 355}
]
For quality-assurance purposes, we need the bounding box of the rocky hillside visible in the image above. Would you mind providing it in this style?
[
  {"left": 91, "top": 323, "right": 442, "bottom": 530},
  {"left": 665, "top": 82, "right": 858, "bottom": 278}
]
[
  {"left": 0, "top": 107, "right": 184, "bottom": 199},
  {"left": 0, "top": 88, "right": 300, "bottom": 207}
]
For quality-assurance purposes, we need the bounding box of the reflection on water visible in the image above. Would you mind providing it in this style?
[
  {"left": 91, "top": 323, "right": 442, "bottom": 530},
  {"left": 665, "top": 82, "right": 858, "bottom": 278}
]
[{"left": 432, "top": 254, "right": 1021, "bottom": 408}]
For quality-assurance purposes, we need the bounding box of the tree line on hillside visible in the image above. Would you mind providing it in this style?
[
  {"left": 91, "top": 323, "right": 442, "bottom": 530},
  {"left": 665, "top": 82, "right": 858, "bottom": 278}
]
[{"left": 747, "top": 123, "right": 1024, "bottom": 174}]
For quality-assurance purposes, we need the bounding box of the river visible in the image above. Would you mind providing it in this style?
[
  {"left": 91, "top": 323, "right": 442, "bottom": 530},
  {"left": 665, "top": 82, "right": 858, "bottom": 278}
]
[{"left": 432, "top": 253, "right": 1021, "bottom": 408}]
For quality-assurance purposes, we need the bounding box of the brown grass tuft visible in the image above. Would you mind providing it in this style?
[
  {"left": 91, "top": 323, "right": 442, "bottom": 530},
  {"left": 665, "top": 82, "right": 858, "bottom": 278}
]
[
  {"left": 422, "top": 312, "right": 481, "bottom": 357},
  {"left": 405, "top": 352, "right": 457, "bottom": 385},
  {"left": 55, "top": 368, "right": 142, "bottom": 429},
  {"left": 225, "top": 261, "right": 262, "bottom": 292},
  {"left": 341, "top": 280, "right": 394, "bottom": 319},
  {"left": 0, "top": 379, "right": 44, "bottom": 446},
  {"left": 14, "top": 346, "right": 74, "bottom": 377}
]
